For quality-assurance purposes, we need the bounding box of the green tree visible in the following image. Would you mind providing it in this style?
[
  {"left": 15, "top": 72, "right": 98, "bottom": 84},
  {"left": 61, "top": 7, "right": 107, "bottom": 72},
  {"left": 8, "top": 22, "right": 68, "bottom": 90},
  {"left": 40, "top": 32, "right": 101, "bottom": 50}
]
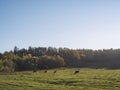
[
  {"left": 14, "top": 46, "right": 19, "bottom": 55},
  {"left": 1, "top": 59, "right": 14, "bottom": 73},
  {"left": 0, "top": 60, "right": 3, "bottom": 71}
]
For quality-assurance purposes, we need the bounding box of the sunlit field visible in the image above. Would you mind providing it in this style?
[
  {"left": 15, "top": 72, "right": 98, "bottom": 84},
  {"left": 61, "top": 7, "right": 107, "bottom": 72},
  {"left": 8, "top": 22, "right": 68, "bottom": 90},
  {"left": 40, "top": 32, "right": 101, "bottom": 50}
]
[{"left": 0, "top": 68, "right": 120, "bottom": 90}]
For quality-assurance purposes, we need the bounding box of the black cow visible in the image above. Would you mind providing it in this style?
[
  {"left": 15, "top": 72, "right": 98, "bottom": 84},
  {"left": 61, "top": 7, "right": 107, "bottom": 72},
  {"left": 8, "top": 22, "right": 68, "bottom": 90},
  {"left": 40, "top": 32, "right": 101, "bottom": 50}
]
[
  {"left": 44, "top": 70, "right": 47, "bottom": 73},
  {"left": 74, "top": 70, "right": 79, "bottom": 74},
  {"left": 53, "top": 70, "right": 57, "bottom": 74}
]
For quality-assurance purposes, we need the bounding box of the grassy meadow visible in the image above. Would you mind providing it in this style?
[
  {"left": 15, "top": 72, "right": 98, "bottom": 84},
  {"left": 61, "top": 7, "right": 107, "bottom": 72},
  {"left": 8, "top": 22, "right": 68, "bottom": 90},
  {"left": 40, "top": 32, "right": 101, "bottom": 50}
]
[{"left": 0, "top": 68, "right": 120, "bottom": 90}]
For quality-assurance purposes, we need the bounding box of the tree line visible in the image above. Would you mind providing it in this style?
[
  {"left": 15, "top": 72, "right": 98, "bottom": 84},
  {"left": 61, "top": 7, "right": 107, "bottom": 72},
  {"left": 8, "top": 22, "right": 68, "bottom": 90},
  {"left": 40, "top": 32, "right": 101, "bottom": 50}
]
[{"left": 0, "top": 46, "right": 120, "bottom": 73}]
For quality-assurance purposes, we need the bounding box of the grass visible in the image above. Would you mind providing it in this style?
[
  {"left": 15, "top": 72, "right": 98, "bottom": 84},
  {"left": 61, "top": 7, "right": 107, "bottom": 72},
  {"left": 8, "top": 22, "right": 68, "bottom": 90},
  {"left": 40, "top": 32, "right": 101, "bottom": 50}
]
[{"left": 0, "top": 68, "right": 120, "bottom": 90}]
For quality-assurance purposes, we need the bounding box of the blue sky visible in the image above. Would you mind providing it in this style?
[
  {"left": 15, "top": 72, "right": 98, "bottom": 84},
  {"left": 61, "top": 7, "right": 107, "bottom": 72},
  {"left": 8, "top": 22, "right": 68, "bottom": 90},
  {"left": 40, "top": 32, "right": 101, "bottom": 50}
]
[{"left": 0, "top": 0, "right": 120, "bottom": 53}]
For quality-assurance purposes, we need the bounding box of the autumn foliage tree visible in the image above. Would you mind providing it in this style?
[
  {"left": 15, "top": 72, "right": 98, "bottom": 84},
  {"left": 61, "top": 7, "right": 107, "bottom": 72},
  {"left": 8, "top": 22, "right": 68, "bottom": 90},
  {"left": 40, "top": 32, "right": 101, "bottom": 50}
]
[{"left": 0, "top": 46, "right": 120, "bottom": 73}]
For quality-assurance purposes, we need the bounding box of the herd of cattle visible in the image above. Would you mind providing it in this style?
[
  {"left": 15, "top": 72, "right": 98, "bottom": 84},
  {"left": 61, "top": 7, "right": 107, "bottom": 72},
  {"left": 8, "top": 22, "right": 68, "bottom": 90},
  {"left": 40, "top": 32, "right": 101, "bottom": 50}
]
[{"left": 34, "top": 70, "right": 80, "bottom": 75}]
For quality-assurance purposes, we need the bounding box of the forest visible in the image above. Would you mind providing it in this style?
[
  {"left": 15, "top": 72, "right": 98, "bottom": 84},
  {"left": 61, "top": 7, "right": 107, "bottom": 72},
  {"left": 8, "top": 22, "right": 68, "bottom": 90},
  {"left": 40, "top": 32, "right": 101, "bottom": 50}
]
[{"left": 0, "top": 46, "right": 120, "bottom": 73}]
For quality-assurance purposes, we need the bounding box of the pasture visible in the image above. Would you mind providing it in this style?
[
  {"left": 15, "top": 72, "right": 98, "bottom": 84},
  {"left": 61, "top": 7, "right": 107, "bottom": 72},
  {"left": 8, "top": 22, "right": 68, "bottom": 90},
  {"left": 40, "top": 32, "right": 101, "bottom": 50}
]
[{"left": 0, "top": 68, "right": 120, "bottom": 90}]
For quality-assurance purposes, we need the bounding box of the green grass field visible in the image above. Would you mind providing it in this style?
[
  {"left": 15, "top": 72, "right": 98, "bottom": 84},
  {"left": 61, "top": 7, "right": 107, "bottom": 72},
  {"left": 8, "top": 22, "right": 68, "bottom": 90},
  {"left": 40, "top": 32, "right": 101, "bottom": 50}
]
[{"left": 0, "top": 68, "right": 120, "bottom": 90}]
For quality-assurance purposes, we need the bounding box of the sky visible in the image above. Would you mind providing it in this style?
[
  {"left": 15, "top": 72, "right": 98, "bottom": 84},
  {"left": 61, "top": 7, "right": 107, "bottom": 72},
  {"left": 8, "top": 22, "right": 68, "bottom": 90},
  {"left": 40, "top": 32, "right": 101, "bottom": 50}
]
[{"left": 0, "top": 0, "right": 120, "bottom": 53}]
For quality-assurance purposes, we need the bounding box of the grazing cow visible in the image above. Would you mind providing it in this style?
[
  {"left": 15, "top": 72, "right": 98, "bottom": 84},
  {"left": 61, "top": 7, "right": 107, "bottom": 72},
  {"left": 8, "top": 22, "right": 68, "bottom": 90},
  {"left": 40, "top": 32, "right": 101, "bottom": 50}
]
[
  {"left": 74, "top": 70, "right": 79, "bottom": 75},
  {"left": 44, "top": 70, "right": 47, "bottom": 73},
  {"left": 53, "top": 70, "right": 57, "bottom": 74}
]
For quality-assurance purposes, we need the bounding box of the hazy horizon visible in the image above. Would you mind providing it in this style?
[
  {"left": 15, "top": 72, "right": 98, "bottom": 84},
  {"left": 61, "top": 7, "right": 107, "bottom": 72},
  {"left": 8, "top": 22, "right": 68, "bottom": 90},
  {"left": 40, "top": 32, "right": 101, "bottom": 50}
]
[{"left": 1, "top": 0, "right": 120, "bottom": 53}]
